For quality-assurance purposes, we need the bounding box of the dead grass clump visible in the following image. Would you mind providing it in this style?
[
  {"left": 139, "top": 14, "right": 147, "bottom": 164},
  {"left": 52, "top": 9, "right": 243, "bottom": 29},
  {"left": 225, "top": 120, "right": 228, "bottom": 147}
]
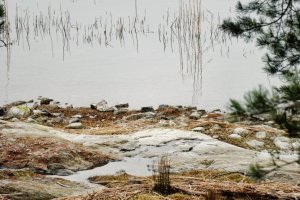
[
  {"left": 175, "top": 170, "right": 253, "bottom": 183},
  {"left": 152, "top": 156, "right": 172, "bottom": 194}
]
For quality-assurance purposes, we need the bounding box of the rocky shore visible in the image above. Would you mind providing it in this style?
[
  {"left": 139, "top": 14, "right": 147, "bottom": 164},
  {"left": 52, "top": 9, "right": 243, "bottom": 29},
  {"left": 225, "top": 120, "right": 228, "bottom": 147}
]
[{"left": 0, "top": 98, "right": 299, "bottom": 199}]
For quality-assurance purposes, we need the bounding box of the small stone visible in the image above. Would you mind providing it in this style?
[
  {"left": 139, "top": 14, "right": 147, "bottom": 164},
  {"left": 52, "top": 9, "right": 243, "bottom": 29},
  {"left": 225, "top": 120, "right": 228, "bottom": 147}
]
[
  {"left": 69, "top": 118, "right": 80, "bottom": 124},
  {"left": 0, "top": 107, "right": 5, "bottom": 116},
  {"left": 33, "top": 109, "right": 52, "bottom": 117},
  {"left": 265, "top": 120, "right": 275, "bottom": 125},
  {"left": 36, "top": 117, "right": 49, "bottom": 123},
  {"left": 159, "top": 120, "right": 170, "bottom": 127},
  {"left": 213, "top": 135, "right": 219, "bottom": 139},
  {"left": 46, "top": 120, "right": 53, "bottom": 126},
  {"left": 232, "top": 127, "right": 249, "bottom": 136},
  {"left": 273, "top": 137, "right": 291, "bottom": 150},
  {"left": 115, "top": 103, "right": 129, "bottom": 109},
  {"left": 9, "top": 101, "right": 27, "bottom": 106},
  {"left": 256, "top": 131, "right": 266, "bottom": 139},
  {"left": 189, "top": 111, "right": 201, "bottom": 120},
  {"left": 54, "top": 116, "right": 63, "bottom": 123},
  {"left": 72, "top": 114, "right": 82, "bottom": 119},
  {"left": 116, "top": 169, "right": 126, "bottom": 175},
  {"left": 40, "top": 97, "right": 53, "bottom": 105},
  {"left": 66, "top": 122, "right": 84, "bottom": 129},
  {"left": 144, "top": 112, "right": 156, "bottom": 119},
  {"left": 90, "top": 104, "right": 97, "bottom": 109},
  {"left": 141, "top": 106, "right": 154, "bottom": 112},
  {"left": 31, "top": 103, "right": 39, "bottom": 110},
  {"left": 246, "top": 139, "right": 264, "bottom": 149},
  {"left": 26, "top": 118, "right": 36, "bottom": 123},
  {"left": 185, "top": 106, "right": 197, "bottom": 111},
  {"left": 211, "top": 124, "right": 221, "bottom": 131},
  {"left": 229, "top": 134, "right": 242, "bottom": 139},
  {"left": 52, "top": 113, "right": 63, "bottom": 117},
  {"left": 114, "top": 108, "right": 128, "bottom": 115},
  {"left": 96, "top": 100, "right": 116, "bottom": 112},
  {"left": 158, "top": 104, "right": 170, "bottom": 109},
  {"left": 159, "top": 115, "right": 170, "bottom": 120},
  {"left": 192, "top": 127, "right": 204, "bottom": 132},
  {"left": 11, "top": 117, "right": 20, "bottom": 122},
  {"left": 211, "top": 109, "right": 221, "bottom": 113},
  {"left": 252, "top": 113, "right": 272, "bottom": 121}
]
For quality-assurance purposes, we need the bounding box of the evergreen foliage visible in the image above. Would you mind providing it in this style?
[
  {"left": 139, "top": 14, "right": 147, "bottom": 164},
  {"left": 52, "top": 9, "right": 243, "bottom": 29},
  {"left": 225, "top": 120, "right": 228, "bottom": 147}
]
[
  {"left": 221, "top": 0, "right": 300, "bottom": 76},
  {"left": 277, "top": 70, "right": 300, "bottom": 101},
  {"left": 243, "top": 85, "right": 274, "bottom": 114},
  {"left": 228, "top": 72, "right": 300, "bottom": 136},
  {"left": 0, "top": 3, "right": 4, "bottom": 33},
  {"left": 247, "top": 164, "right": 266, "bottom": 181},
  {"left": 227, "top": 99, "right": 246, "bottom": 115},
  {"left": 227, "top": 85, "right": 275, "bottom": 115}
]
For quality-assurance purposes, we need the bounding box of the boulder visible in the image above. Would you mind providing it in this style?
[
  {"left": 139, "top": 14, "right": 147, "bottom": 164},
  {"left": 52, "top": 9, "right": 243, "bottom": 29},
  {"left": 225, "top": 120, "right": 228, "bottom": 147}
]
[{"left": 7, "top": 106, "right": 31, "bottom": 118}]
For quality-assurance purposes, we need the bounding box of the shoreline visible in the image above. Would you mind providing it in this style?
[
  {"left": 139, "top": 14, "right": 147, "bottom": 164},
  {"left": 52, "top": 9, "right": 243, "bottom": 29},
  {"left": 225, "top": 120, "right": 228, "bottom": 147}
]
[{"left": 0, "top": 98, "right": 299, "bottom": 199}]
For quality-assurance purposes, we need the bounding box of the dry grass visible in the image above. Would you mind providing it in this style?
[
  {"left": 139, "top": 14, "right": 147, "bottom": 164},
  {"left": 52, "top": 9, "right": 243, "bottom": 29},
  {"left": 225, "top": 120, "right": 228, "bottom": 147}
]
[{"left": 58, "top": 169, "right": 300, "bottom": 200}]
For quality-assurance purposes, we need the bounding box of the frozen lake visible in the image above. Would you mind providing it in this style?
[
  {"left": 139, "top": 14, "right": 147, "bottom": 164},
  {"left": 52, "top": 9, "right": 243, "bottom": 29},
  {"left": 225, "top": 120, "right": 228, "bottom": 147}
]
[{"left": 0, "top": 0, "right": 279, "bottom": 109}]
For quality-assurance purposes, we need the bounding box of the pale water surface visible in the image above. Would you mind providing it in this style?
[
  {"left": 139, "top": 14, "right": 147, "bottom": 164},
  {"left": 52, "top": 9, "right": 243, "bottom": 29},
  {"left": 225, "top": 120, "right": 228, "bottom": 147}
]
[{"left": 0, "top": 0, "right": 279, "bottom": 109}]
